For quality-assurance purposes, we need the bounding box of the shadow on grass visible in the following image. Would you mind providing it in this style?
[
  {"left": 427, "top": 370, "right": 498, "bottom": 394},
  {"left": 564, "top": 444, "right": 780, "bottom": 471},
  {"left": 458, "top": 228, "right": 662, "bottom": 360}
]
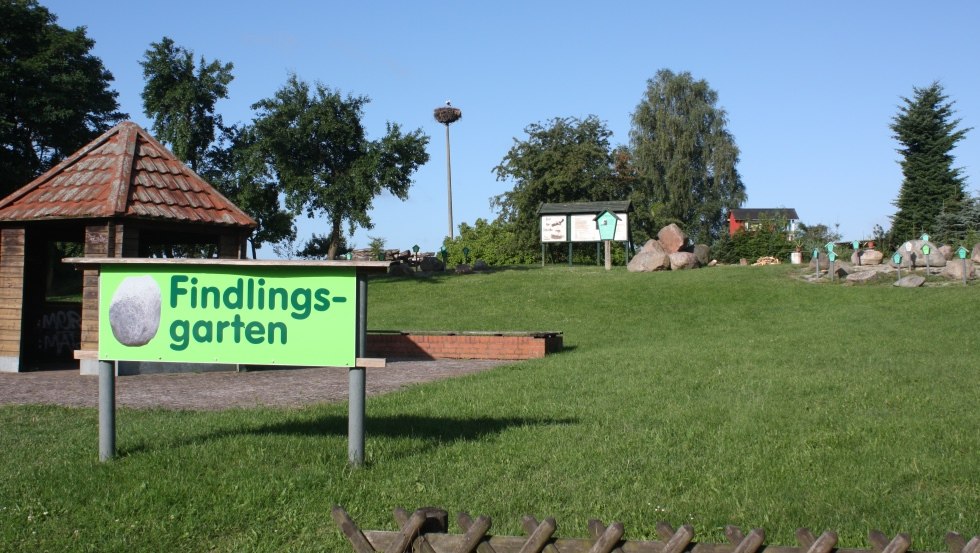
[{"left": 121, "top": 413, "right": 578, "bottom": 460}]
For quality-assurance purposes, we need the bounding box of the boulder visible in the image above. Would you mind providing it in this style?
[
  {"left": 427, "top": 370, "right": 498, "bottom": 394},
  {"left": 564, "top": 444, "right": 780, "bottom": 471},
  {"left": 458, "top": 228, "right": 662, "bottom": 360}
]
[
  {"left": 669, "top": 251, "right": 700, "bottom": 270},
  {"left": 942, "top": 259, "right": 976, "bottom": 280},
  {"left": 894, "top": 274, "right": 926, "bottom": 288},
  {"left": 627, "top": 248, "right": 671, "bottom": 272},
  {"left": 419, "top": 256, "right": 445, "bottom": 272},
  {"left": 973, "top": 244, "right": 980, "bottom": 263},
  {"left": 657, "top": 224, "right": 688, "bottom": 254},
  {"left": 846, "top": 269, "right": 882, "bottom": 284},
  {"left": 808, "top": 252, "right": 831, "bottom": 271},
  {"left": 455, "top": 264, "right": 473, "bottom": 275},
  {"left": 692, "top": 244, "right": 710, "bottom": 266},
  {"left": 939, "top": 245, "right": 953, "bottom": 260},
  {"left": 851, "top": 249, "right": 883, "bottom": 266},
  {"left": 388, "top": 262, "right": 414, "bottom": 277},
  {"left": 890, "top": 240, "right": 946, "bottom": 268},
  {"left": 639, "top": 239, "right": 660, "bottom": 253},
  {"left": 473, "top": 259, "right": 490, "bottom": 272}
]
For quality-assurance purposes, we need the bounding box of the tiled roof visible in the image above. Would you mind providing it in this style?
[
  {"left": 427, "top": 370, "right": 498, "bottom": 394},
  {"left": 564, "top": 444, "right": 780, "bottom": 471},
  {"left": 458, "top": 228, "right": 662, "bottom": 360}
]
[
  {"left": 538, "top": 200, "right": 633, "bottom": 215},
  {"left": 0, "top": 122, "right": 256, "bottom": 228},
  {"left": 730, "top": 208, "right": 799, "bottom": 220}
]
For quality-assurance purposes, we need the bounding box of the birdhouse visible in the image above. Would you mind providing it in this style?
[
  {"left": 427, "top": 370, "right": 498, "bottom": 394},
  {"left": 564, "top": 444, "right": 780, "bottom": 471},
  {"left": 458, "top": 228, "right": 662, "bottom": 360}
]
[
  {"left": 594, "top": 210, "right": 621, "bottom": 241},
  {"left": 957, "top": 246, "right": 969, "bottom": 259}
]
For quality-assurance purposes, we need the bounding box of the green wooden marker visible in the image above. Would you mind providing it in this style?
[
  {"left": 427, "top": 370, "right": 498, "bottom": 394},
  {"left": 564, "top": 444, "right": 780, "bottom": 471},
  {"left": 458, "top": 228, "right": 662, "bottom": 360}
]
[
  {"left": 957, "top": 246, "right": 968, "bottom": 259},
  {"left": 920, "top": 233, "right": 930, "bottom": 242},
  {"left": 893, "top": 252, "right": 902, "bottom": 281},
  {"left": 852, "top": 240, "right": 859, "bottom": 250},
  {"left": 825, "top": 242, "right": 835, "bottom": 253},
  {"left": 828, "top": 252, "right": 837, "bottom": 262}
]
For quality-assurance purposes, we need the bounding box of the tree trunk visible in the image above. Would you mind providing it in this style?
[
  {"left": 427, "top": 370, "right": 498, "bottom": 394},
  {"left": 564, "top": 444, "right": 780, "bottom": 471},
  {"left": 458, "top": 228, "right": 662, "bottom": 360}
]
[{"left": 326, "top": 219, "right": 342, "bottom": 260}]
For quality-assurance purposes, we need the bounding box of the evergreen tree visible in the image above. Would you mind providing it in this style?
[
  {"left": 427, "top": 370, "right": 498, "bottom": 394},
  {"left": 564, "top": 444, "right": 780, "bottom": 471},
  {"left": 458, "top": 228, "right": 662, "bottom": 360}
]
[
  {"left": 890, "top": 82, "right": 970, "bottom": 241},
  {"left": 630, "top": 69, "right": 745, "bottom": 243},
  {"left": 0, "top": 0, "right": 124, "bottom": 195}
]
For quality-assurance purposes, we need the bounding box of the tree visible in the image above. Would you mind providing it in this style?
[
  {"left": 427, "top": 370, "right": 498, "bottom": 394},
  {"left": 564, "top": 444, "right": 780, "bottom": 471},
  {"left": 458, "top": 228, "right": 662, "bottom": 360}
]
[
  {"left": 629, "top": 69, "right": 745, "bottom": 243},
  {"left": 0, "top": 0, "right": 124, "bottom": 196},
  {"left": 140, "top": 37, "right": 233, "bottom": 172},
  {"left": 889, "top": 82, "right": 970, "bottom": 241},
  {"left": 252, "top": 75, "right": 429, "bottom": 259},
  {"left": 201, "top": 124, "right": 295, "bottom": 258},
  {"left": 491, "top": 116, "right": 624, "bottom": 262}
]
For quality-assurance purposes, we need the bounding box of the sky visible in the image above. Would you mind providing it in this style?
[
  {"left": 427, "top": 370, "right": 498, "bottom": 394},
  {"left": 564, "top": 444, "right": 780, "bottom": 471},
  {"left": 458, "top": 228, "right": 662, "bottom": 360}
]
[{"left": 42, "top": 0, "right": 980, "bottom": 258}]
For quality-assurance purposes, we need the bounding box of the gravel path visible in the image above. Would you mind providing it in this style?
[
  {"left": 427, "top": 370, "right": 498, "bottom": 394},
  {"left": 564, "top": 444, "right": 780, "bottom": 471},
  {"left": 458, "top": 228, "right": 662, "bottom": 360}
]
[{"left": 0, "top": 359, "right": 509, "bottom": 410}]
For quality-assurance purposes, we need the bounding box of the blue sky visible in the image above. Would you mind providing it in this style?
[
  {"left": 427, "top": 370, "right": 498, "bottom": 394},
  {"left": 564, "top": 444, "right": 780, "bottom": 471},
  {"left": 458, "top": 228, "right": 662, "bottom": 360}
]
[{"left": 44, "top": 1, "right": 980, "bottom": 257}]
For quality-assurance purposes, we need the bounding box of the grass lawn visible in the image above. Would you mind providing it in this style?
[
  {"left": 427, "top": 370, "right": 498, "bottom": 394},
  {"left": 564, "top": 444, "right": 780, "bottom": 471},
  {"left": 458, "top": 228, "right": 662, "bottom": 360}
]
[{"left": 1, "top": 264, "right": 977, "bottom": 551}]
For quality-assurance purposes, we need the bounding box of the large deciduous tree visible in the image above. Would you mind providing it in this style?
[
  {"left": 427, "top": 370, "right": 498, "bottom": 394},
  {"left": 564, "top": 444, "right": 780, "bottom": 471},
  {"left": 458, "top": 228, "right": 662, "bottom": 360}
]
[
  {"left": 0, "top": 0, "right": 124, "bottom": 196},
  {"left": 629, "top": 69, "right": 745, "bottom": 243},
  {"left": 492, "top": 115, "right": 624, "bottom": 261},
  {"left": 889, "top": 82, "right": 970, "bottom": 241},
  {"left": 140, "top": 37, "right": 233, "bottom": 172},
  {"left": 252, "top": 75, "right": 429, "bottom": 259}
]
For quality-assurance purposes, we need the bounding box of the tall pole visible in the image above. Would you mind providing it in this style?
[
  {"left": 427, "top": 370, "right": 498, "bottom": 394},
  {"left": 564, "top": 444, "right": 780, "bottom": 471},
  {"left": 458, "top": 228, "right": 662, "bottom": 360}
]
[
  {"left": 434, "top": 102, "right": 462, "bottom": 241},
  {"left": 445, "top": 122, "right": 453, "bottom": 239}
]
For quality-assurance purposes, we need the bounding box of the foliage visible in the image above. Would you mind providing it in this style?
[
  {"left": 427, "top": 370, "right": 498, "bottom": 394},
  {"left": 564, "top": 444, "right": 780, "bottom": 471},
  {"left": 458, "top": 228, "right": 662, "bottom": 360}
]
[
  {"left": 794, "top": 221, "right": 842, "bottom": 253},
  {"left": 140, "top": 37, "right": 233, "bottom": 172},
  {"left": 295, "top": 232, "right": 350, "bottom": 259},
  {"left": 889, "top": 82, "right": 971, "bottom": 241},
  {"left": 201, "top": 124, "right": 294, "bottom": 258},
  {"left": 629, "top": 69, "right": 746, "bottom": 243},
  {"left": 252, "top": 75, "right": 429, "bottom": 259},
  {"left": 491, "top": 116, "right": 627, "bottom": 261},
  {"left": 0, "top": 0, "right": 125, "bottom": 196},
  {"left": 932, "top": 193, "right": 980, "bottom": 246},
  {"left": 3, "top": 266, "right": 978, "bottom": 551},
  {"left": 711, "top": 213, "right": 798, "bottom": 263},
  {"left": 367, "top": 235, "right": 386, "bottom": 260},
  {"left": 442, "top": 218, "right": 526, "bottom": 265}
]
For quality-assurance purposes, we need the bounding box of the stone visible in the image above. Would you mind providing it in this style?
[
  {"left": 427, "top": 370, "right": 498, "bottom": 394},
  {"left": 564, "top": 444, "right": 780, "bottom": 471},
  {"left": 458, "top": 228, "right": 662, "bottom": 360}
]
[
  {"left": 851, "top": 249, "right": 883, "bottom": 266},
  {"left": 972, "top": 244, "right": 980, "bottom": 263},
  {"left": 473, "top": 259, "right": 490, "bottom": 272},
  {"left": 692, "top": 244, "right": 710, "bottom": 266},
  {"left": 639, "top": 239, "right": 660, "bottom": 253},
  {"left": 627, "top": 247, "right": 671, "bottom": 272},
  {"left": 669, "top": 251, "right": 700, "bottom": 270},
  {"left": 894, "top": 274, "right": 926, "bottom": 288},
  {"left": 455, "top": 264, "right": 474, "bottom": 275},
  {"left": 846, "top": 269, "right": 881, "bottom": 284},
  {"left": 739, "top": 258, "right": 749, "bottom": 266},
  {"left": 942, "top": 259, "right": 976, "bottom": 280},
  {"left": 388, "top": 262, "right": 414, "bottom": 277},
  {"left": 939, "top": 245, "right": 953, "bottom": 260},
  {"left": 890, "top": 240, "right": 946, "bottom": 268},
  {"left": 419, "top": 256, "right": 445, "bottom": 272},
  {"left": 108, "top": 275, "right": 161, "bottom": 347},
  {"left": 657, "top": 223, "right": 688, "bottom": 254}
]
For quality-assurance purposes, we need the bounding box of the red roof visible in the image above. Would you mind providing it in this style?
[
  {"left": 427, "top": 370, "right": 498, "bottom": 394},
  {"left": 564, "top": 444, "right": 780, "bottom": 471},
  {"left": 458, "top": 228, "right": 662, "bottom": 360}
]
[{"left": 0, "top": 122, "right": 256, "bottom": 228}]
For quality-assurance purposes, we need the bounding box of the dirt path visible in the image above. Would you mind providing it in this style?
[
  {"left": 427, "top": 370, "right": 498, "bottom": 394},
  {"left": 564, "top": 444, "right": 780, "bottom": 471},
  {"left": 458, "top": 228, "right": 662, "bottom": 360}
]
[{"left": 0, "top": 359, "right": 508, "bottom": 410}]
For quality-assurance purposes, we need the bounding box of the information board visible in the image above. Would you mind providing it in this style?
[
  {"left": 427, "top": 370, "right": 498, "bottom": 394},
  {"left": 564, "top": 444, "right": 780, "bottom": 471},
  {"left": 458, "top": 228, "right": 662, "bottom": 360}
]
[
  {"left": 569, "top": 213, "right": 629, "bottom": 242},
  {"left": 540, "top": 215, "right": 567, "bottom": 242},
  {"left": 98, "top": 264, "right": 356, "bottom": 366}
]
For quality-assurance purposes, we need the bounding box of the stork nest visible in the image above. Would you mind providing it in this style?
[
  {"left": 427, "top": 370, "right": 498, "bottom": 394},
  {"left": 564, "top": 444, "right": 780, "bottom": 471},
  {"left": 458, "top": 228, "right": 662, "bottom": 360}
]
[{"left": 434, "top": 106, "right": 462, "bottom": 124}]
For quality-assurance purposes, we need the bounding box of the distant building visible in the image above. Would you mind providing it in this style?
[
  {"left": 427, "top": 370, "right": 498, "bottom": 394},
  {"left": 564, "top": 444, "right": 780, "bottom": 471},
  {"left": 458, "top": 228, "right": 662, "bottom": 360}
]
[{"left": 727, "top": 208, "right": 799, "bottom": 237}]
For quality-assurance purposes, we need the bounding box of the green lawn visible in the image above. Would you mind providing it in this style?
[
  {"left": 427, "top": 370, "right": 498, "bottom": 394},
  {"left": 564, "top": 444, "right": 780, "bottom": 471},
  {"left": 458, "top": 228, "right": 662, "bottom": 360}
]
[{"left": 1, "top": 265, "right": 977, "bottom": 552}]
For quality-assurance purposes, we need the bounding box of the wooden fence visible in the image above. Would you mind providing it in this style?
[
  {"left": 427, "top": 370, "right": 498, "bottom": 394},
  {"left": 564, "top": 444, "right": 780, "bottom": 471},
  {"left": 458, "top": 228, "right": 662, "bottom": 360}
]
[{"left": 331, "top": 506, "right": 978, "bottom": 553}]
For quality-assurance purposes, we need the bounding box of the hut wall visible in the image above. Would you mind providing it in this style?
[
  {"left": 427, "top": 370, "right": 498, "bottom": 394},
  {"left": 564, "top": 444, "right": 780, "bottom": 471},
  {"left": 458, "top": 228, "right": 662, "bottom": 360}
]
[{"left": 0, "top": 227, "right": 26, "bottom": 372}]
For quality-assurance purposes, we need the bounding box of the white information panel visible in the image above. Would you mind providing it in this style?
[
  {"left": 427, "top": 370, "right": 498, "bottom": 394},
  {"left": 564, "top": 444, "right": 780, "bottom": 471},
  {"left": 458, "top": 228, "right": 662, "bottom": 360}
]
[
  {"left": 568, "top": 213, "right": 628, "bottom": 242},
  {"left": 540, "top": 216, "right": 567, "bottom": 243}
]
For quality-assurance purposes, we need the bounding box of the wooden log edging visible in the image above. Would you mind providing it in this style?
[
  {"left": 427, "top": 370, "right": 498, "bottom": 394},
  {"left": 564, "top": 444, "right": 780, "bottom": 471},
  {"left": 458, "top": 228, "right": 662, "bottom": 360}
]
[{"left": 331, "top": 506, "right": 980, "bottom": 553}]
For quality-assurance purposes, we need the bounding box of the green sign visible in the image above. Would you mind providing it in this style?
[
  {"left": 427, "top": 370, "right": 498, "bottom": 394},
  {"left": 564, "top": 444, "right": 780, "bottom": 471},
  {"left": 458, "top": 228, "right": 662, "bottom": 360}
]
[
  {"left": 921, "top": 244, "right": 931, "bottom": 255},
  {"left": 892, "top": 252, "right": 903, "bottom": 264},
  {"left": 957, "top": 246, "right": 969, "bottom": 259},
  {"left": 852, "top": 240, "right": 859, "bottom": 250},
  {"left": 828, "top": 252, "right": 837, "bottom": 262},
  {"left": 99, "top": 264, "right": 357, "bottom": 366},
  {"left": 595, "top": 210, "right": 620, "bottom": 241},
  {"left": 920, "top": 233, "right": 930, "bottom": 242},
  {"left": 812, "top": 248, "right": 819, "bottom": 259},
  {"left": 825, "top": 242, "right": 835, "bottom": 253}
]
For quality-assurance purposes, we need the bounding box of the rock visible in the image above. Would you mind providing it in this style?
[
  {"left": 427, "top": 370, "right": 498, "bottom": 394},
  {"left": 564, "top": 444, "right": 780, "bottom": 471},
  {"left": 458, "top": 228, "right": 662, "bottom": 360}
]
[
  {"left": 942, "top": 259, "right": 976, "bottom": 280},
  {"left": 669, "top": 251, "right": 700, "bottom": 270},
  {"left": 657, "top": 223, "right": 688, "bottom": 254},
  {"left": 639, "top": 239, "right": 660, "bottom": 253},
  {"left": 739, "top": 258, "right": 749, "bottom": 266},
  {"left": 890, "top": 240, "right": 946, "bottom": 268},
  {"left": 108, "top": 275, "right": 162, "bottom": 347},
  {"left": 832, "top": 262, "right": 851, "bottom": 278},
  {"left": 707, "top": 259, "right": 718, "bottom": 267},
  {"left": 627, "top": 247, "right": 671, "bottom": 272},
  {"left": 973, "top": 244, "right": 980, "bottom": 263},
  {"left": 939, "top": 245, "right": 953, "bottom": 260},
  {"left": 473, "top": 259, "right": 490, "bottom": 272},
  {"left": 419, "top": 256, "right": 445, "bottom": 272},
  {"left": 692, "top": 244, "right": 710, "bottom": 266},
  {"left": 388, "top": 262, "right": 414, "bottom": 277},
  {"left": 846, "top": 270, "right": 881, "bottom": 284},
  {"left": 455, "top": 264, "right": 473, "bottom": 275},
  {"left": 894, "top": 274, "right": 926, "bottom": 288},
  {"left": 851, "top": 249, "right": 883, "bottom": 266}
]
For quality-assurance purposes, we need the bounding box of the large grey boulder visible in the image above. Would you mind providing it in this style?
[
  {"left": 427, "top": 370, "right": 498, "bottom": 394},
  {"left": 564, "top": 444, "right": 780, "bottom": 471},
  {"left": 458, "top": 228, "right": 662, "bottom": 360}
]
[
  {"left": 669, "top": 251, "right": 700, "bottom": 270},
  {"left": 942, "top": 259, "right": 976, "bottom": 280},
  {"left": 388, "top": 262, "right": 414, "bottom": 277},
  {"left": 419, "top": 256, "right": 445, "bottom": 272},
  {"left": 852, "top": 249, "right": 883, "bottom": 266},
  {"left": 845, "top": 269, "right": 882, "bottom": 284},
  {"left": 890, "top": 240, "right": 946, "bottom": 268},
  {"left": 809, "top": 252, "right": 833, "bottom": 271},
  {"left": 628, "top": 245, "right": 671, "bottom": 272},
  {"left": 972, "top": 244, "right": 980, "bottom": 263},
  {"left": 455, "top": 263, "right": 474, "bottom": 275},
  {"left": 894, "top": 274, "right": 926, "bottom": 288},
  {"left": 473, "top": 259, "right": 490, "bottom": 272},
  {"left": 657, "top": 224, "right": 688, "bottom": 254},
  {"left": 939, "top": 245, "right": 953, "bottom": 260},
  {"left": 692, "top": 244, "right": 710, "bottom": 266},
  {"left": 639, "top": 239, "right": 660, "bottom": 253}
]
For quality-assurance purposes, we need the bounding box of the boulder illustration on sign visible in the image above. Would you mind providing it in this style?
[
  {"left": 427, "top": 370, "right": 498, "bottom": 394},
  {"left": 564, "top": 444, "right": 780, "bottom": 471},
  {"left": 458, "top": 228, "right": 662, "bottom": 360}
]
[{"left": 109, "top": 275, "right": 162, "bottom": 347}]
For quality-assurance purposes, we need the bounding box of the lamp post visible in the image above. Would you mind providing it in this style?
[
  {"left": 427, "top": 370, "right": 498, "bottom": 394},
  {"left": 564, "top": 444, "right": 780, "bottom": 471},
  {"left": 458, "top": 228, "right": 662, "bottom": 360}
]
[{"left": 434, "top": 101, "right": 462, "bottom": 239}]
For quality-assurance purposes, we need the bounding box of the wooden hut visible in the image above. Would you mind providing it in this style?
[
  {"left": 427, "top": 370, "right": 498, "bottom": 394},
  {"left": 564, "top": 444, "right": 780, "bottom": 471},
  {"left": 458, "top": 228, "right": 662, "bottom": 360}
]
[{"left": 0, "top": 122, "right": 256, "bottom": 374}]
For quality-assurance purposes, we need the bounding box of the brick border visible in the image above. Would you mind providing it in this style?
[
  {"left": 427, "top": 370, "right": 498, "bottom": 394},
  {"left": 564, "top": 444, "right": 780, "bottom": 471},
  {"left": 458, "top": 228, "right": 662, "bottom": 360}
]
[{"left": 366, "top": 331, "right": 562, "bottom": 361}]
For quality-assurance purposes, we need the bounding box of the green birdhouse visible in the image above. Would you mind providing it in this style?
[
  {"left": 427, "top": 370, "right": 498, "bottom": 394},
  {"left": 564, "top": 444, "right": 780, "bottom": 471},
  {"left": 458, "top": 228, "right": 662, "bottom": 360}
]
[
  {"left": 892, "top": 252, "right": 903, "bottom": 264},
  {"left": 921, "top": 244, "right": 931, "bottom": 255},
  {"left": 920, "top": 233, "right": 930, "bottom": 242},
  {"left": 957, "top": 246, "right": 969, "bottom": 259},
  {"left": 594, "top": 210, "right": 621, "bottom": 241},
  {"left": 825, "top": 242, "right": 835, "bottom": 253}
]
